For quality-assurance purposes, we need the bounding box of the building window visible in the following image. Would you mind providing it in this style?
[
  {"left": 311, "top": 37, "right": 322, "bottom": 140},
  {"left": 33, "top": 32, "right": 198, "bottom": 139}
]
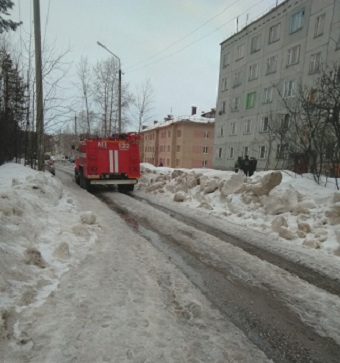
[
  {"left": 168, "top": 131, "right": 171, "bottom": 137},
  {"left": 336, "top": 35, "right": 340, "bottom": 50},
  {"left": 218, "top": 148, "right": 223, "bottom": 158},
  {"left": 260, "top": 116, "right": 269, "bottom": 132},
  {"left": 269, "top": 23, "right": 280, "bottom": 44},
  {"left": 220, "top": 126, "right": 224, "bottom": 136},
  {"left": 244, "top": 119, "right": 252, "bottom": 134},
  {"left": 287, "top": 45, "right": 300, "bottom": 66},
  {"left": 220, "top": 101, "right": 226, "bottom": 114},
  {"left": 177, "top": 130, "right": 181, "bottom": 137},
  {"left": 276, "top": 144, "right": 288, "bottom": 159},
  {"left": 222, "top": 77, "right": 228, "bottom": 91},
  {"left": 279, "top": 114, "right": 290, "bottom": 129},
  {"left": 259, "top": 145, "right": 267, "bottom": 159},
  {"left": 229, "top": 147, "right": 234, "bottom": 159},
  {"left": 246, "top": 92, "right": 256, "bottom": 109},
  {"left": 236, "top": 44, "right": 245, "bottom": 60},
  {"left": 307, "top": 88, "right": 318, "bottom": 105},
  {"left": 266, "top": 55, "right": 278, "bottom": 74},
  {"left": 202, "top": 160, "right": 207, "bottom": 167},
  {"left": 231, "top": 97, "right": 240, "bottom": 111},
  {"left": 290, "top": 9, "right": 304, "bottom": 34},
  {"left": 249, "top": 63, "right": 258, "bottom": 81},
  {"left": 314, "top": 13, "right": 325, "bottom": 37},
  {"left": 233, "top": 71, "right": 242, "bottom": 87},
  {"left": 309, "top": 52, "right": 321, "bottom": 74},
  {"left": 176, "top": 145, "right": 181, "bottom": 152},
  {"left": 203, "top": 146, "right": 208, "bottom": 154},
  {"left": 263, "top": 86, "right": 273, "bottom": 103},
  {"left": 204, "top": 131, "right": 209, "bottom": 138},
  {"left": 283, "top": 80, "right": 296, "bottom": 98},
  {"left": 167, "top": 145, "right": 170, "bottom": 152},
  {"left": 251, "top": 35, "right": 261, "bottom": 53},
  {"left": 223, "top": 52, "right": 230, "bottom": 68},
  {"left": 243, "top": 146, "right": 249, "bottom": 157},
  {"left": 230, "top": 122, "right": 237, "bottom": 135}
]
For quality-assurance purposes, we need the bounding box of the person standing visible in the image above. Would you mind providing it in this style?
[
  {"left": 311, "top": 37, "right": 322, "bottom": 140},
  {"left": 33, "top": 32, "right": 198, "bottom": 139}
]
[
  {"left": 234, "top": 156, "right": 243, "bottom": 173},
  {"left": 242, "top": 155, "right": 250, "bottom": 176},
  {"left": 249, "top": 157, "right": 257, "bottom": 176}
]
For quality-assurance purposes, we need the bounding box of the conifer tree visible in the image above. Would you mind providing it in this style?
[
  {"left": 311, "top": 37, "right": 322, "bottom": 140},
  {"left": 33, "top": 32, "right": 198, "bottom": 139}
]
[{"left": 0, "top": 0, "right": 22, "bottom": 33}]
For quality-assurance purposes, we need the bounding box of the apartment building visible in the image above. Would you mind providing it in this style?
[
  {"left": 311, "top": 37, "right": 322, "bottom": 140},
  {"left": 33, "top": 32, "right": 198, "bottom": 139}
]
[
  {"left": 213, "top": 0, "right": 340, "bottom": 171},
  {"left": 140, "top": 115, "right": 215, "bottom": 169}
]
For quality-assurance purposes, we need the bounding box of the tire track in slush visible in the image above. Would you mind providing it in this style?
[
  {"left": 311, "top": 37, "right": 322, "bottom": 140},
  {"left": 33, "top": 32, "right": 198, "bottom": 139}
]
[{"left": 97, "top": 193, "right": 340, "bottom": 363}]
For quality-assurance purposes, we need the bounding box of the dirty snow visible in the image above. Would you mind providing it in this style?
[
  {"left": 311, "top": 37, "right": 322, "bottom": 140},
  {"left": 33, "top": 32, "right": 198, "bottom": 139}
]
[
  {"left": 137, "top": 163, "right": 340, "bottom": 257},
  {"left": 1, "top": 161, "right": 340, "bottom": 362}
]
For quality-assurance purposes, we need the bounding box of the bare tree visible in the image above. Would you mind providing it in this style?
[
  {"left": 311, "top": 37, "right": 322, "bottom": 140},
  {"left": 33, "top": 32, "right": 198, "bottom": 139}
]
[
  {"left": 76, "top": 56, "right": 93, "bottom": 133},
  {"left": 93, "top": 57, "right": 118, "bottom": 136},
  {"left": 274, "top": 63, "right": 340, "bottom": 186},
  {"left": 75, "top": 109, "right": 98, "bottom": 135},
  {"left": 131, "top": 79, "right": 154, "bottom": 132},
  {"left": 40, "top": 41, "right": 72, "bottom": 133}
]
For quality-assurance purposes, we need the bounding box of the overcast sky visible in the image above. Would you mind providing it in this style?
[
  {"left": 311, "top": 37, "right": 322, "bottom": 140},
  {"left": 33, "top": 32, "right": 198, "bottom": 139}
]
[{"left": 11, "top": 0, "right": 280, "bottom": 129}]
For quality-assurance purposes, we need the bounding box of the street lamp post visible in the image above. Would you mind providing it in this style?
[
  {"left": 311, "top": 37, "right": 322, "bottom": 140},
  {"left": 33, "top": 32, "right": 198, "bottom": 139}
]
[{"left": 97, "top": 41, "right": 122, "bottom": 133}]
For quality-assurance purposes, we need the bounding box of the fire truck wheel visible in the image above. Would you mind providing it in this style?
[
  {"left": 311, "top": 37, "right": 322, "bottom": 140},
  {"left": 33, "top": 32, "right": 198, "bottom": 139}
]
[
  {"left": 79, "top": 171, "right": 84, "bottom": 188},
  {"left": 75, "top": 172, "right": 80, "bottom": 185},
  {"left": 118, "top": 184, "right": 134, "bottom": 193},
  {"left": 80, "top": 173, "right": 91, "bottom": 191},
  {"left": 79, "top": 170, "right": 87, "bottom": 190},
  {"left": 84, "top": 179, "right": 92, "bottom": 192}
]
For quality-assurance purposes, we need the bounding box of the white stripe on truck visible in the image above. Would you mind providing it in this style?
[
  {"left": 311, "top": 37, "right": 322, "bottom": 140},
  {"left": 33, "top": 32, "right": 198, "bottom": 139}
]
[
  {"left": 109, "top": 150, "right": 114, "bottom": 173},
  {"left": 114, "top": 150, "right": 119, "bottom": 173}
]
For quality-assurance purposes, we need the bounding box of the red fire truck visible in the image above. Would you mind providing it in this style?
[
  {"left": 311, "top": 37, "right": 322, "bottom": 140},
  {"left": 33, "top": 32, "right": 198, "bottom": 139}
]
[{"left": 74, "top": 133, "right": 140, "bottom": 192}]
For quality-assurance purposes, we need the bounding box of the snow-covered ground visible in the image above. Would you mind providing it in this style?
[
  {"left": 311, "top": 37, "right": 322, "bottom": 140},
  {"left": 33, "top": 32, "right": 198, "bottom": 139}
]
[
  {"left": 137, "top": 163, "right": 340, "bottom": 257},
  {"left": 1, "top": 162, "right": 340, "bottom": 362}
]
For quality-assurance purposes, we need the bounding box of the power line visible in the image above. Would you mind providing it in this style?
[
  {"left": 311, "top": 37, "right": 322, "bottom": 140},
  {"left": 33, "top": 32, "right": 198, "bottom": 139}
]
[
  {"left": 42, "top": 0, "right": 51, "bottom": 50},
  {"left": 126, "top": 0, "right": 268, "bottom": 74},
  {"left": 125, "top": 0, "right": 241, "bottom": 71}
]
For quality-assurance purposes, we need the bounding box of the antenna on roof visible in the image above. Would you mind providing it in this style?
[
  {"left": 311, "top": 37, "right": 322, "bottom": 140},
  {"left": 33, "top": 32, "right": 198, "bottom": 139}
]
[
  {"left": 235, "top": 16, "right": 239, "bottom": 32},
  {"left": 246, "top": 14, "right": 249, "bottom": 26}
]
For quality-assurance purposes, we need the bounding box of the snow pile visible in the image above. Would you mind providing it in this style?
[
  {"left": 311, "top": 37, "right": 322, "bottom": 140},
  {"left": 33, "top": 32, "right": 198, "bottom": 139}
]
[
  {"left": 0, "top": 163, "right": 99, "bottom": 341},
  {"left": 137, "top": 163, "right": 340, "bottom": 257}
]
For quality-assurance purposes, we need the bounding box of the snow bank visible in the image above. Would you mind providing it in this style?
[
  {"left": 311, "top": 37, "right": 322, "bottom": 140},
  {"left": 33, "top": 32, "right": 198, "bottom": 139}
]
[
  {"left": 137, "top": 164, "right": 340, "bottom": 257},
  {"left": 0, "top": 163, "right": 99, "bottom": 341}
]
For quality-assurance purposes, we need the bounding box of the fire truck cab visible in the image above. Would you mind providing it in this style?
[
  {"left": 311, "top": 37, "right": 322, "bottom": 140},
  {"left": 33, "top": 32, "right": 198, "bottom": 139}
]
[{"left": 75, "top": 133, "right": 140, "bottom": 192}]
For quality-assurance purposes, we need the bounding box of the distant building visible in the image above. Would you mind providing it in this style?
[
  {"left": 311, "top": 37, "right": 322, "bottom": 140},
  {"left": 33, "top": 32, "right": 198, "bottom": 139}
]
[
  {"left": 213, "top": 0, "right": 340, "bottom": 171},
  {"left": 140, "top": 112, "right": 215, "bottom": 168},
  {"left": 201, "top": 108, "right": 216, "bottom": 118}
]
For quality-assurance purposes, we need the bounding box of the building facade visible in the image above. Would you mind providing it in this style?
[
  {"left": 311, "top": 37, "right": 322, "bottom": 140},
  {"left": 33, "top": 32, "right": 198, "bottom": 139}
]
[
  {"left": 140, "top": 116, "right": 215, "bottom": 169},
  {"left": 213, "top": 0, "right": 340, "bottom": 171}
]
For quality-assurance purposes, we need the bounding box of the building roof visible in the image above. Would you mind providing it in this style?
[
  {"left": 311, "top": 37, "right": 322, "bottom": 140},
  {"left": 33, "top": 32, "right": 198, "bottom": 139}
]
[
  {"left": 220, "top": 0, "right": 290, "bottom": 46},
  {"left": 141, "top": 115, "right": 215, "bottom": 132}
]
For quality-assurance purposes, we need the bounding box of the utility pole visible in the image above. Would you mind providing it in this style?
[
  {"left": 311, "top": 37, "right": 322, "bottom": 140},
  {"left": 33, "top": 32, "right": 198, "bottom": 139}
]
[
  {"left": 24, "top": 70, "right": 30, "bottom": 166},
  {"left": 118, "top": 68, "right": 122, "bottom": 133},
  {"left": 33, "top": 0, "right": 44, "bottom": 171}
]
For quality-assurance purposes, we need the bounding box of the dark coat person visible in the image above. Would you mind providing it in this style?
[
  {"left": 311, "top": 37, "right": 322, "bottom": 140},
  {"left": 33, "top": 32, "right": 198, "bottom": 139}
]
[
  {"left": 249, "top": 157, "right": 257, "bottom": 176},
  {"left": 234, "top": 156, "right": 243, "bottom": 173},
  {"left": 242, "top": 155, "right": 250, "bottom": 176}
]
